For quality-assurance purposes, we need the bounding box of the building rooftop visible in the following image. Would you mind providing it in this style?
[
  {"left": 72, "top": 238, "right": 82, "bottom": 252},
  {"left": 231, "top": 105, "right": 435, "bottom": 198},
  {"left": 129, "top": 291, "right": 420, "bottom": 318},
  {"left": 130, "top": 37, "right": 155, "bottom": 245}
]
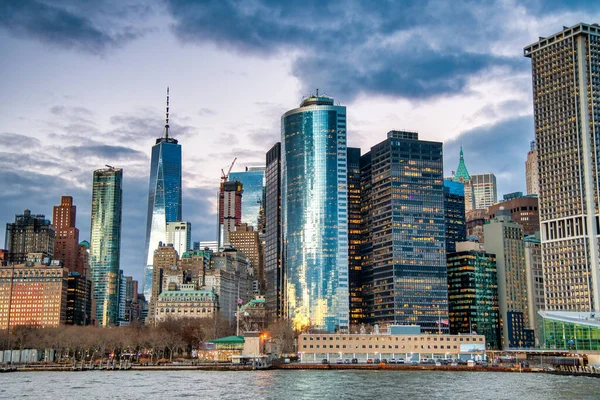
[
  {"left": 524, "top": 23, "right": 600, "bottom": 57},
  {"left": 299, "top": 95, "right": 335, "bottom": 107},
  {"left": 453, "top": 147, "right": 470, "bottom": 182},
  {"left": 539, "top": 310, "right": 600, "bottom": 328}
]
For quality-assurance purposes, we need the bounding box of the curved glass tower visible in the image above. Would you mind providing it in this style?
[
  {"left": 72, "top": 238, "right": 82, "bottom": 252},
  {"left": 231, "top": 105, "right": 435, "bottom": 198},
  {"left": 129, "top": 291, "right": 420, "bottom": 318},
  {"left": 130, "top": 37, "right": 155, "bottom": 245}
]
[
  {"left": 143, "top": 89, "right": 182, "bottom": 301},
  {"left": 281, "top": 95, "right": 349, "bottom": 332}
]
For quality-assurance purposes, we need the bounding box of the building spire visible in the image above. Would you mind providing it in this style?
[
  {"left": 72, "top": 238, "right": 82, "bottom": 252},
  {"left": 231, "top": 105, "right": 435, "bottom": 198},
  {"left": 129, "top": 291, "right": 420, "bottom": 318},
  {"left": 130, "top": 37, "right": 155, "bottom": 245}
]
[
  {"left": 453, "top": 145, "right": 471, "bottom": 182},
  {"left": 165, "top": 87, "right": 170, "bottom": 139}
]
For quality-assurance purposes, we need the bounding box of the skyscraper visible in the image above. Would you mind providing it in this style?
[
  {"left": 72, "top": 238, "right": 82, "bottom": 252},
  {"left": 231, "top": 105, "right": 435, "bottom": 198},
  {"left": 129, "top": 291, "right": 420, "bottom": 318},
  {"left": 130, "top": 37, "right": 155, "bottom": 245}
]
[
  {"left": 443, "top": 180, "right": 466, "bottom": 253},
  {"left": 361, "top": 131, "right": 447, "bottom": 333},
  {"left": 452, "top": 146, "right": 474, "bottom": 212},
  {"left": 525, "top": 23, "right": 600, "bottom": 312},
  {"left": 53, "top": 196, "right": 80, "bottom": 273},
  {"left": 166, "top": 221, "right": 191, "bottom": 256},
  {"left": 525, "top": 140, "right": 539, "bottom": 196},
  {"left": 143, "top": 89, "right": 183, "bottom": 302},
  {"left": 281, "top": 94, "right": 349, "bottom": 332},
  {"left": 470, "top": 173, "right": 497, "bottom": 210},
  {"left": 217, "top": 180, "right": 243, "bottom": 249},
  {"left": 229, "top": 167, "right": 266, "bottom": 231},
  {"left": 264, "top": 142, "right": 283, "bottom": 319},
  {"left": 90, "top": 166, "right": 123, "bottom": 327},
  {"left": 347, "top": 147, "right": 364, "bottom": 327},
  {"left": 5, "top": 210, "right": 55, "bottom": 264},
  {"left": 229, "top": 223, "right": 263, "bottom": 293}
]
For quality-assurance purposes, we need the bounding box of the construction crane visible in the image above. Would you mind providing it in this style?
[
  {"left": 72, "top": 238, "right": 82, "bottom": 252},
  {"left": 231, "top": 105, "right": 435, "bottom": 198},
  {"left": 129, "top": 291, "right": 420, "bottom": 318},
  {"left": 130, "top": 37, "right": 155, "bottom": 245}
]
[{"left": 221, "top": 157, "right": 237, "bottom": 182}]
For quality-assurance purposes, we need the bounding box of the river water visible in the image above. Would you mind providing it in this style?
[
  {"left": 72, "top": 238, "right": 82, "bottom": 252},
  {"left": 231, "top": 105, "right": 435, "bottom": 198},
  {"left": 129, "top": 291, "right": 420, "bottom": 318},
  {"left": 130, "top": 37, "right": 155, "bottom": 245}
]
[{"left": 0, "top": 370, "right": 597, "bottom": 399}]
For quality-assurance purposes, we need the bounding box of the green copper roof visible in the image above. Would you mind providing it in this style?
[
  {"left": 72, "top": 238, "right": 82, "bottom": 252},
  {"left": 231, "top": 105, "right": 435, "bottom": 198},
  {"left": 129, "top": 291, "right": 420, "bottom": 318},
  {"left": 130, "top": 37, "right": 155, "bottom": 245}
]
[
  {"left": 211, "top": 335, "right": 245, "bottom": 344},
  {"left": 453, "top": 146, "right": 470, "bottom": 182}
]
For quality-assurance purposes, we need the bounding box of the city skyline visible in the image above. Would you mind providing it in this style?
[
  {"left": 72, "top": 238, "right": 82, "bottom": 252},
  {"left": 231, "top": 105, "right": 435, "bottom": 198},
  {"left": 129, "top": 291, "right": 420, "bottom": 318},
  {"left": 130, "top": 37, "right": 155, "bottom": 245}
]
[{"left": 1, "top": 2, "right": 599, "bottom": 282}]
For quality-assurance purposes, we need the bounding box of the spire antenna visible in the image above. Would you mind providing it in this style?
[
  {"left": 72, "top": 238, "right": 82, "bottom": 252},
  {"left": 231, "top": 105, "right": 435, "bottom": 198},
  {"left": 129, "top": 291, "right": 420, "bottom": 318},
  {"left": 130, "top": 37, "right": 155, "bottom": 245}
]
[{"left": 165, "top": 87, "right": 170, "bottom": 139}]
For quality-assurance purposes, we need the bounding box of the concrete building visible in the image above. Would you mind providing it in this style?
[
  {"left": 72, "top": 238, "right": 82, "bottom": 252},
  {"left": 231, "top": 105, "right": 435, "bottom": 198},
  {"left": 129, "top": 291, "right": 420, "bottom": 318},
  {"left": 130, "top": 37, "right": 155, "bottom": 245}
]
[
  {"left": 199, "top": 241, "right": 218, "bottom": 252},
  {"left": 179, "top": 249, "right": 212, "bottom": 286},
  {"left": 166, "top": 221, "right": 191, "bottom": 256},
  {"left": 483, "top": 210, "right": 531, "bottom": 349},
  {"left": 298, "top": 332, "right": 486, "bottom": 363},
  {"left": 466, "top": 209, "right": 486, "bottom": 244},
  {"left": 218, "top": 180, "right": 243, "bottom": 250},
  {"left": 148, "top": 243, "right": 179, "bottom": 321},
  {"left": 5, "top": 210, "right": 55, "bottom": 265},
  {"left": 525, "top": 140, "right": 539, "bottom": 196},
  {"left": 486, "top": 195, "right": 539, "bottom": 236},
  {"left": 0, "top": 259, "right": 68, "bottom": 329},
  {"left": 447, "top": 241, "right": 501, "bottom": 350},
  {"left": 281, "top": 94, "right": 349, "bottom": 332},
  {"left": 524, "top": 23, "right": 600, "bottom": 313},
  {"left": 470, "top": 173, "right": 497, "bottom": 211},
  {"left": 229, "top": 223, "right": 264, "bottom": 293},
  {"left": 89, "top": 166, "right": 123, "bottom": 327},
  {"left": 154, "top": 283, "right": 218, "bottom": 323},
  {"left": 52, "top": 196, "right": 80, "bottom": 274},
  {"left": 524, "top": 232, "right": 544, "bottom": 346},
  {"left": 361, "top": 131, "right": 447, "bottom": 333}
]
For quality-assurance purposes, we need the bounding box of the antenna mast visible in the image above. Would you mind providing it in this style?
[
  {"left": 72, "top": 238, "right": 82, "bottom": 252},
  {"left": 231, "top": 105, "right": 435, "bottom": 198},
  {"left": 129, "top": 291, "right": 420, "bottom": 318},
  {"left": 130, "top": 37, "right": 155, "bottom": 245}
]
[{"left": 165, "top": 87, "right": 170, "bottom": 139}]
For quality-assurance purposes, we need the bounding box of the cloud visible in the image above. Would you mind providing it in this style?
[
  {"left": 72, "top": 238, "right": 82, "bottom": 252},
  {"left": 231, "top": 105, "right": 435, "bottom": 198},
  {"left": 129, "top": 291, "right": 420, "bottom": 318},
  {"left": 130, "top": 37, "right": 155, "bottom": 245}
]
[
  {"left": 197, "top": 108, "right": 217, "bottom": 116},
  {"left": 0, "top": 0, "right": 149, "bottom": 54},
  {"left": 64, "top": 144, "right": 147, "bottom": 160},
  {"left": 109, "top": 110, "right": 198, "bottom": 142},
  {"left": 444, "top": 115, "right": 534, "bottom": 197}
]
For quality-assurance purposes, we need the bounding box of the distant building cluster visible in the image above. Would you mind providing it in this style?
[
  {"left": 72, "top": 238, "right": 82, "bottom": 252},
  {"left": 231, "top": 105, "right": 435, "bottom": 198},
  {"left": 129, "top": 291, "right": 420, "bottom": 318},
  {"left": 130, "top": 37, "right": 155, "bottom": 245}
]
[{"left": 2, "top": 23, "right": 600, "bottom": 352}]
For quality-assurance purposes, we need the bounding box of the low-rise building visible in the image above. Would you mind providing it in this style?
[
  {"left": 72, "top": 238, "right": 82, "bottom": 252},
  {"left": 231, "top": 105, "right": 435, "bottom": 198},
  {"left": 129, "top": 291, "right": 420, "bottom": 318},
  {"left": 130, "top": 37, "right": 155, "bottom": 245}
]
[
  {"left": 538, "top": 311, "right": 600, "bottom": 351},
  {"left": 154, "top": 283, "right": 218, "bottom": 322}
]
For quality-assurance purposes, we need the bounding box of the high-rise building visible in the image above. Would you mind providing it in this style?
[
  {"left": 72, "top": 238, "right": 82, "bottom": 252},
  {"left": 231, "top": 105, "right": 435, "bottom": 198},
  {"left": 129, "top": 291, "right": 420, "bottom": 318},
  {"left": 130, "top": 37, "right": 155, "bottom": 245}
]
[
  {"left": 53, "top": 196, "right": 80, "bottom": 273},
  {"left": 483, "top": 210, "right": 530, "bottom": 348},
  {"left": 525, "top": 141, "right": 539, "bottom": 196},
  {"left": 466, "top": 209, "right": 486, "bottom": 244},
  {"left": 0, "top": 259, "right": 68, "bottom": 329},
  {"left": 90, "top": 166, "right": 123, "bottom": 327},
  {"left": 452, "top": 146, "right": 474, "bottom": 212},
  {"left": 443, "top": 180, "right": 466, "bottom": 253},
  {"left": 361, "top": 131, "right": 447, "bottom": 333},
  {"left": 143, "top": 89, "right": 183, "bottom": 302},
  {"left": 166, "top": 221, "right": 191, "bottom": 256},
  {"left": 264, "top": 142, "right": 283, "bottom": 319},
  {"left": 217, "top": 180, "right": 243, "bottom": 250},
  {"left": 77, "top": 240, "right": 90, "bottom": 278},
  {"left": 524, "top": 232, "right": 544, "bottom": 346},
  {"left": 149, "top": 243, "right": 179, "bottom": 320},
  {"left": 486, "top": 195, "right": 539, "bottom": 236},
  {"left": 347, "top": 147, "right": 364, "bottom": 326},
  {"left": 470, "top": 173, "right": 497, "bottom": 210},
  {"left": 525, "top": 23, "right": 600, "bottom": 312},
  {"left": 229, "top": 167, "right": 266, "bottom": 231},
  {"left": 5, "top": 210, "right": 55, "bottom": 264},
  {"left": 281, "top": 94, "right": 349, "bottom": 332},
  {"left": 199, "top": 241, "right": 218, "bottom": 252},
  {"left": 229, "top": 223, "right": 263, "bottom": 293},
  {"left": 67, "top": 271, "right": 93, "bottom": 326},
  {"left": 447, "top": 241, "right": 500, "bottom": 350},
  {"left": 179, "top": 249, "right": 212, "bottom": 286}
]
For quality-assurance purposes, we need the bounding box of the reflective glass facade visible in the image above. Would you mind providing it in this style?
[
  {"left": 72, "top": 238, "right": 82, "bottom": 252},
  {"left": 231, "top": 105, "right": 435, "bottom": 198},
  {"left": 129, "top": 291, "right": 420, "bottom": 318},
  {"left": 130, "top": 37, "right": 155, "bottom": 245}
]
[
  {"left": 539, "top": 311, "right": 600, "bottom": 350},
  {"left": 447, "top": 249, "right": 500, "bottom": 349},
  {"left": 281, "top": 96, "right": 349, "bottom": 332},
  {"left": 90, "top": 167, "right": 123, "bottom": 326},
  {"left": 143, "top": 137, "right": 182, "bottom": 301},
  {"left": 443, "top": 180, "right": 466, "bottom": 253},
  {"left": 265, "top": 143, "right": 283, "bottom": 318},
  {"left": 229, "top": 168, "right": 265, "bottom": 231},
  {"left": 361, "top": 131, "right": 448, "bottom": 333}
]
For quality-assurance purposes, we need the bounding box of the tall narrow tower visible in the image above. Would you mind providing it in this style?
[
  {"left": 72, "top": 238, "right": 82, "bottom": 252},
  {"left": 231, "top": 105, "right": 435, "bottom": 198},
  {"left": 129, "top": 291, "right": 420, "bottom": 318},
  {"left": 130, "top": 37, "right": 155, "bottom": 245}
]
[
  {"left": 525, "top": 23, "right": 600, "bottom": 312},
  {"left": 53, "top": 196, "right": 80, "bottom": 273},
  {"left": 143, "top": 88, "right": 182, "bottom": 302}
]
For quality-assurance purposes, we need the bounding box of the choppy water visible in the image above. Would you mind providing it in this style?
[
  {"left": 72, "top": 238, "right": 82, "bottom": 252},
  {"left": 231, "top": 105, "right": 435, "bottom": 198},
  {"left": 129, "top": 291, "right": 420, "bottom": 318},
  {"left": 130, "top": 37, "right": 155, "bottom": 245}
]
[{"left": 0, "top": 370, "right": 597, "bottom": 399}]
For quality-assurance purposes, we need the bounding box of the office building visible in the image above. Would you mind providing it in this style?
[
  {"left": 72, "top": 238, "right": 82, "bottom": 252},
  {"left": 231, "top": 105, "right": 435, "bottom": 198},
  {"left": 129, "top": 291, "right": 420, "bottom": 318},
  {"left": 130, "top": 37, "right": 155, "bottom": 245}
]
[
  {"left": 466, "top": 209, "right": 486, "bottom": 244},
  {"left": 229, "top": 167, "right": 266, "bottom": 231},
  {"left": 166, "top": 221, "right": 191, "bottom": 256},
  {"left": 0, "top": 259, "right": 68, "bottom": 329},
  {"left": 179, "top": 249, "right": 213, "bottom": 286},
  {"left": 361, "top": 131, "right": 447, "bottom": 333},
  {"left": 229, "top": 223, "right": 264, "bottom": 293},
  {"left": 66, "top": 271, "right": 93, "bottom": 326},
  {"left": 525, "top": 141, "right": 539, "bottom": 196},
  {"left": 199, "top": 241, "right": 218, "bottom": 252},
  {"left": 483, "top": 210, "right": 530, "bottom": 348},
  {"left": 143, "top": 89, "right": 183, "bottom": 302},
  {"left": 524, "top": 232, "right": 544, "bottom": 346},
  {"left": 525, "top": 23, "right": 600, "bottom": 312},
  {"left": 281, "top": 94, "right": 349, "bottom": 332},
  {"left": 155, "top": 283, "right": 219, "bottom": 323},
  {"left": 77, "top": 240, "right": 90, "bottom": 278},
  {"left": 149, "top": 243, "right": 179, "bottom": 320},
  {"left": 5, "top": 210, "right": 55, "bottom": 264},
  {"left": 217, "top": 180, "right": 243, "bottom": 249},
  {"left": 52, "top": 196, "right": 80, "bottom": 273},
  {"left": 347, "top": 147, "right": 364, "bottom": 326},
  {"left": 89, "top": 166, "right": 123, "bottom": 326},
  {"left": 470, "top": 173, "right": 497, "bottom": 210},
  {"left": 443, "top": 180, "right": 466, "bottom": 253},
  {"left": 264, "top": 142, "right": 283, "bottom": 319},
  {"left": 486, "top": 195, "right": 539, "bottom": 236},
  {"left": 447, "top": 241, "right": 501, "bottom": 350},
  {"left": 452, "top": 146, "right": 474, "bottom": 212}
]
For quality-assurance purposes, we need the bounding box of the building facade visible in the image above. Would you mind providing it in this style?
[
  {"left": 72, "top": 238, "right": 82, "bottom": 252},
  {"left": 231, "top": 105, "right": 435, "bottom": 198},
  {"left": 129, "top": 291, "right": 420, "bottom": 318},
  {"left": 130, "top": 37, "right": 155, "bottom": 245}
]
[
  {"left": 229, "top": 223, "right": 264, "bottom": 293},
  {"left": 166, "top": 221, "right": 191, "bottom": 256},
  {"left": 447, "top": 242, "right": 501, "bottom": 350},
  {"left": 229, "top": 167, "right": 266, "bottom": 231},
  {"left": 154, "top": 284, "right": 219, "bottom": 323},
  {"left": 89, "top": 167, "right": 123, "bottom": 326},
  {"left": 264, "top": 142, "right": 283, "bottom": 320},
  {"left": 5, "top": 210, "right": 55, "bottom": 264},
  {"left": 361, "top": 131, "right": 447, "bottom": 333},
  {"left": 66, "top": 271, "right": 93, "bottom": 326},
  {"left": 538, "top": 311, "right": 600, "bottom": 350},
  {"left": 486, "top": 195, "right": 539, "bottom": 236},
  {"left": 524, "top": 23, "right": 600, "bottom": 312},
  {"left": 452, "top": 147, "right": 474, "bottom": 212},
  {"left": 53, "top": 196, "right": 80, "bottom": 273},
  {"left": 443, "top": 180, "right": 466, "bottom": 253},
  {"left": 466, "top": 209, "right": 486, "bottom": 244},
  {"left": 149, "top": 243, "right": 179, "bottom": 320},
  {"left": 281, "top": 95, "right": 349, "bottom": 332},
  {"left": 470, "top": 173, "right": 497, "bottom": 211},
  {"left": 143, "top": 90, "right": 182, "bottom": 302},
  {"left": 524, "top": 232, "right": 545, "bottom": 346},
  {"left": 217, "top": 180, "right": 243, "bottom": 250},
  {"left": 525, "top": 140, "right": 539, "bottom": 196},
  {"left": 0, "top": 261, "right": 68, "bottom": 329},
  {"left": 483, "top": 210, "right": 530, "bottom": 348},
  {"left": 347, "top": 147, "right": 364, "bottom": 326}
]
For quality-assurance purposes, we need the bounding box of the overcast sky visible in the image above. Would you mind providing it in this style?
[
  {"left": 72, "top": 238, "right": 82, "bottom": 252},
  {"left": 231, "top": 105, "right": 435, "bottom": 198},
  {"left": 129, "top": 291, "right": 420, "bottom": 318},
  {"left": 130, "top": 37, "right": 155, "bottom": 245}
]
[{"left": 0, "top": 0, "right": 598, "bottom": 283}]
